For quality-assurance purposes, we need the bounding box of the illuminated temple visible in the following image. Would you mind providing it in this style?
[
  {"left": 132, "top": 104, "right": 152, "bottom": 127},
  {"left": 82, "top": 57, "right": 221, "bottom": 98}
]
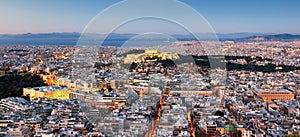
[{"left": 124, "top": 50, "right": 180, "bottom": 64}]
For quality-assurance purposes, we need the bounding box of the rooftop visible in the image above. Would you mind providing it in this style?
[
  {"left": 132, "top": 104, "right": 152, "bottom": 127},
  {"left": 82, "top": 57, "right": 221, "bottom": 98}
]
[{"left": 25, "top": 86, "right": 71, "bottom": 92}]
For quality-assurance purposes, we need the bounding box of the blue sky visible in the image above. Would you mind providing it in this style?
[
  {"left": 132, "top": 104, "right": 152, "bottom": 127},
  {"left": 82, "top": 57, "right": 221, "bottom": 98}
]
[{"left": 0, "top": 0, "right": 299, "bottom": 34}]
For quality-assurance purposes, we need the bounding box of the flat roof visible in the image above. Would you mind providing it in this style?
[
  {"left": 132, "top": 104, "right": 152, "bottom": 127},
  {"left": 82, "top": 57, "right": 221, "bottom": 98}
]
[
  {"left": 255, "top": 88, "right": 292, "bottom": 93},
  {"left": 25, "top": 86, "right": 71, "bottom": 92}
]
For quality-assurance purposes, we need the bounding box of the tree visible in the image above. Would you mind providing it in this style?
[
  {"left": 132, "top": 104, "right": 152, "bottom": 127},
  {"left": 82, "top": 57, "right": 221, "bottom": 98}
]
[{"left": 0, "top": 72, "right": 46, "bottom": 99}]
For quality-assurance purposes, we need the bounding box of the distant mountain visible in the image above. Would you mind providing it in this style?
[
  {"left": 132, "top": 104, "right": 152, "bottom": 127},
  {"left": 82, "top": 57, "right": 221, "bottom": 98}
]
[
  {"left": 0, "top": 32, "right": 81, "bottom": 39},
  {"left": 0, "top": 32, "right": 299, "bottom": 45},
  {"left": 171, "top": 33, "right": 276, "bottom": 41},
  {"left": 0, "top": 32, "right": 81, "bottom": 45},
  {"left": 216, "top": 33, "right": 275, "bottom": 39},
  {"left": 235, "top": 33, "right": 300, "bottom": 42},
  {"left": 0, "top": 32, "right": 273, "bottom": 39}
]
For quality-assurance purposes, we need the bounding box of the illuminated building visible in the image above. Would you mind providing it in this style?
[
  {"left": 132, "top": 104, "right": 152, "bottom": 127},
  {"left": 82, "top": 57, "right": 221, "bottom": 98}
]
[
  {"left": 124, "top": 50, "right": 180, "bottom": 64},
  {"left": 254, "top": 89, "right": 294, "bottom": 102},
  {"left": 23, "top": 86, "right": 73, "bottom": 101}
]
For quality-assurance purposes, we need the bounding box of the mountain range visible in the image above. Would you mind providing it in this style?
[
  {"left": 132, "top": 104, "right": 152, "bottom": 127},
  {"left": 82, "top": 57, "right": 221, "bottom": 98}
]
[
  {"left": 235, "top": 33, "right": 300, "bottom": 42},
  {"left": 0, "top": 32, "right": 299, "bottom": 46}
]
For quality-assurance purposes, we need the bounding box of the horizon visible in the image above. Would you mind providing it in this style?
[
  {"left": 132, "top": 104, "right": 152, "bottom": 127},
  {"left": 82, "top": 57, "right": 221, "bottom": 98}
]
[
  {"left": 0, "top": 31, "right": 299, "bottom": 46},
  {"left": 0, "top": 32, "right": 299, "bottom": 35}
]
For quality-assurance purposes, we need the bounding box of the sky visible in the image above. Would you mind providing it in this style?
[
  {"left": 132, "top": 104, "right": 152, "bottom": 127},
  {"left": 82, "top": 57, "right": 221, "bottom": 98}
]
[{"left": 0, "top": 0, "right": 300, "bottom": 34}]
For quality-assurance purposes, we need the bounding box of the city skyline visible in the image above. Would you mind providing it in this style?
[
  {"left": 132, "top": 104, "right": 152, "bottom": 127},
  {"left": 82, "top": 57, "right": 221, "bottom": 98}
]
[
  {"left": 1, "top": 0, "right": 300, "bottom": 34},
  {"left": 1, "top": 1, "right": 300, "bottom": 137}
]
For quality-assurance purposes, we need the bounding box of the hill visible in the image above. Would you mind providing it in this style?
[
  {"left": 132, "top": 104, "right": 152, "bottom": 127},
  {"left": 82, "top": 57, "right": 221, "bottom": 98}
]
[{"left": 235, "top": 33, "right": 300, "bottom": 42}]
